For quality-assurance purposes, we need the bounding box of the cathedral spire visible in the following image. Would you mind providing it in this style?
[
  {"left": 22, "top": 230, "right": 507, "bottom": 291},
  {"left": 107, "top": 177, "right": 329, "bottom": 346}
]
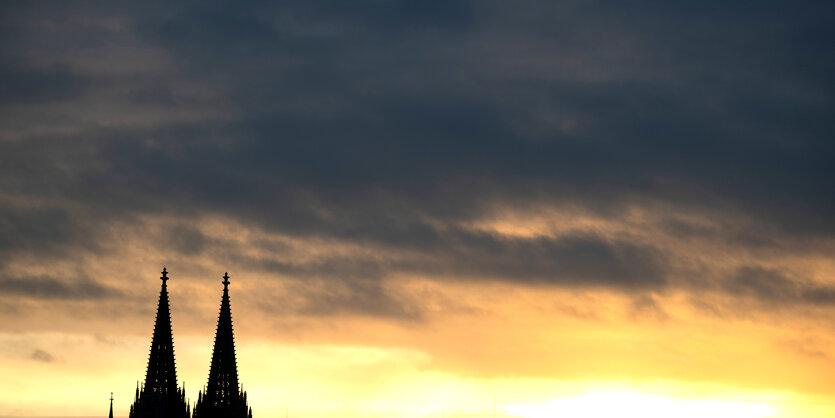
[
  {"left": 144, "top": 267, "right": 177, "bottom": 396},
  {"left": 193, "top": 272, "right": 252, "bottom": 418},
  {"left": 129, "top": 267, "right": 190, "bottom": 418},
  {"left": 109, "top": 393, "right": 114, "bottom": 418}
]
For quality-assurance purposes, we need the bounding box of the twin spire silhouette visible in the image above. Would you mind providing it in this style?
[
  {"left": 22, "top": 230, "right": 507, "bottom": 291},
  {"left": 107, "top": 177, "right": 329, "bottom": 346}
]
[{"left": 128, "top": 268, "right": 252, "bottom": 418}]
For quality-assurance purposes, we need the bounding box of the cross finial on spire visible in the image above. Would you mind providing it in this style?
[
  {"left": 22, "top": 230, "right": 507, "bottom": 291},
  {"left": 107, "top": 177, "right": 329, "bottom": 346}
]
[
  {"left": 161, "top": 267, "right": 169, "bottom": 283},
  {"left": 222, "top": 272, "right": 230, "bottom": 289}
]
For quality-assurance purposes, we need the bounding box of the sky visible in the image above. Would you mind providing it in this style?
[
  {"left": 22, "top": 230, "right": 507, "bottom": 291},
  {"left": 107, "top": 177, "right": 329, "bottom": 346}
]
[{"left": 0, "top": 1, "right": 834, "bottom": 417}]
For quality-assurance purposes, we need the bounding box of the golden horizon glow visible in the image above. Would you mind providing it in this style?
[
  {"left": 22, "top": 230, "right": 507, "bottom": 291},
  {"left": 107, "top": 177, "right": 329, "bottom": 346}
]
[{"left": 504, "top": 391, "right": 773, "bottom": 418}]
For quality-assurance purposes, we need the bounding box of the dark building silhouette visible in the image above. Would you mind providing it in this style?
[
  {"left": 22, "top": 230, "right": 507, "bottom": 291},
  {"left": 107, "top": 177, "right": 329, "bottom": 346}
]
[
  {"left": 129, "top": 268, "right": 191, "bottom": 418},
  {"left": 109, "top": 393, "right": 114, "bottom": 418},
  {"left": 193, "top": 273, "right": 253, "bottom": 418}
]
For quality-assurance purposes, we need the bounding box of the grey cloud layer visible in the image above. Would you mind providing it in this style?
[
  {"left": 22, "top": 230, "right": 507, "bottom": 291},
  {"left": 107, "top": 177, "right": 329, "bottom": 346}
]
[
  {"left": 0, "top": 276, "right": 123, "bottom": 300},
  {"left": 0, "top": 1, "right": 832, "bottom": 315}
]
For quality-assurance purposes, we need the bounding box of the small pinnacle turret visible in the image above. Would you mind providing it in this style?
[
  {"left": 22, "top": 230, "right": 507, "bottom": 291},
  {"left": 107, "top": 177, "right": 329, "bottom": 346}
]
[
  {"left": 129, "top": 267, "right": 190, "bottom": 418},
  {"left": 193, "top": 273, "right": 252, "bottom": 418}
]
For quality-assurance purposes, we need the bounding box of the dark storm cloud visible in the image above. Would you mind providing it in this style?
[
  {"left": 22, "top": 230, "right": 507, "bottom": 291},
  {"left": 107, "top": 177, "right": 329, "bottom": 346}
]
[
  {"left": 630, "top": 294, "right": 669, "bottom": 321},
  {"left": 725, "top": 266, "right": 835, "bottom": 307},
  {"left": 0, "top": 63, "right": 85, "bottom": 104},
  {"left": 239, "top": 228, "right": 666, "bottom": 319},
  {"left": 163, "top": 224, "right": 211, "bottom": 256},
  {"left": 245, "top": 255, "right": 387, "bottom": 281},
  {"left": 0, "top": 206, "right": 75, "bottom": 253},
  {"left": 251, "top": 268, "right": 421, "bottom": 320},
  {"left": 295, "top": 276, "right": 421, "bottom": 320},
  {"left": 30, "top": 348, "right": 54, "bottom": 363},
  {"left": 0, "top": 276, "right": 123, "bottom": 300},
  {"left": 407, "top": 230, "right": 667, "bottom": 288},
  {"left": 0, "top": 1, "right": 833, "bottom": 317},
  {"left": 803, "top": 288, "right": 835, "bottom": 306},
  {"left": 124, "top": 0, "right": 834, "bottom": 237},
  {"left": 0, "top": 204, "right": 105, "bottom": 261},
  {"left": 240, "top": 228, "right": 666, "bottom": 289},
  {"left": 726, "top": 266, "right": 797, "bottom": 301}
]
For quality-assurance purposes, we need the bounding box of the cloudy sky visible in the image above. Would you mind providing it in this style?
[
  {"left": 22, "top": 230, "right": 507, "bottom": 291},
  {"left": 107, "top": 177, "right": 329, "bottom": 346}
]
[{"left": 1, "top": 1, "right": 833, "bottom": 417}]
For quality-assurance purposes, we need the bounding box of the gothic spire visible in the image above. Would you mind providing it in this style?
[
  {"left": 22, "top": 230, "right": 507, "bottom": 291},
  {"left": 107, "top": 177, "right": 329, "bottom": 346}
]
[
  {"left": 129, "top": 267, "right": 190, "bottom": 418},
  {"left": 109, "top": 393, "right": 114, "bottom": 418},
  {"left": 193, "top": 272, "right": 252, "bottom": 418},
  {"left": 144, "top": 267, "right": 178, "bottom": 396}
]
